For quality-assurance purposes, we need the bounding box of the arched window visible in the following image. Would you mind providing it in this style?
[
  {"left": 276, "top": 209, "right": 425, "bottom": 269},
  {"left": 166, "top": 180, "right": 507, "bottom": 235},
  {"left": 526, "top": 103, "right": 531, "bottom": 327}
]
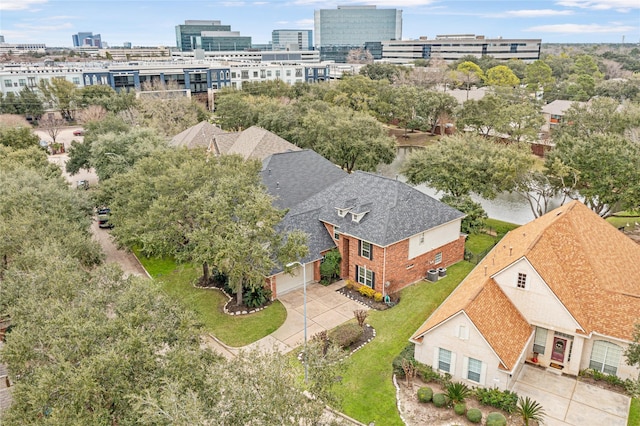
[{"left": 589, "top": 340, "right": 622, "bottom": 375}]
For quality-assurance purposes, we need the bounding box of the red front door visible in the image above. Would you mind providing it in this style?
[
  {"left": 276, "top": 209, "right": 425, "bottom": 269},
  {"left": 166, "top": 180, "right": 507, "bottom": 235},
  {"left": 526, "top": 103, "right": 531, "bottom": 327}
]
[{"left": 551, "top": 337, "right": 567, "bottom": 362}]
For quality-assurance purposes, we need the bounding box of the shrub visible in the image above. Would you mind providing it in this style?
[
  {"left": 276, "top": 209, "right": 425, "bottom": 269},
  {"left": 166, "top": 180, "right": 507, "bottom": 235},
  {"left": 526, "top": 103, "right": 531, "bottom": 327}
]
[
  {"left": 320, "top": 248, "right": 341, "bottom": 283},
  {"left": 486, "top": 412, "right": 507, "bottom": 426},
  {"left": 475, "top": 387, "right": 518, "bottom": 413},
  {"left": 417, "top": 387, "right": 433, "bottom": 403},
  {"left": 345, "top": 279, "right": 358, "bottom": 291},
  {"left": 328, "top": 323, "right": 363, "bottom": 349},
  {"left": 445, "top": 381, "right": 471, "bottom": 404},
  {"left": 353, "top": 309, "right": 368, "bottom": 327},
  {"left": 432, "top": 393, "right": 448, "bottom": 408},
  {"left": 392, "top": 343, "right": 415, "bottom": 377},
  {"left": 242, "top": 286, "right": 272, "bottom": 308},
  {"left": 466, "top": 408, "right": 482, "bottom": 423},
  {"left": 415, "top": 363, "right": 444, "bottom": 383},
  {"left": 358, "top": 285, "right": 376, "bottom": 298},
  {"left": 516, "top": 396, "right": 546, "bottom": 426},
  {"left": 454, "top": 402, "right": 466, "bottom": 415},
  {"left": 374, "top": 292, "right": 383, "bottom": 302}
]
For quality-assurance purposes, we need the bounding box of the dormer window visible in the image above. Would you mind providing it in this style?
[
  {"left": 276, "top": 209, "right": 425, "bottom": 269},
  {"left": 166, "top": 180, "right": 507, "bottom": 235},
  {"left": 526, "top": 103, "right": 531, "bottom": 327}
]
[
  {"left": 336, "top": 206, "right": 353, "bottom": 218},
  {"left": 351, "top": 211, "right": 368, "bottom": 223}
]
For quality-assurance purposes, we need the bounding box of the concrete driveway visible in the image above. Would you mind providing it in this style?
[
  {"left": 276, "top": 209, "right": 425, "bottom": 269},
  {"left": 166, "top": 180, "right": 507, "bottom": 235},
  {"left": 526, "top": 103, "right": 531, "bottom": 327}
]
[
  {"left": 209, "top": 281, "right": 367, "bottom": 357},
  {"left": 512, "top": 365, "right": 630, "bottom": 426}
]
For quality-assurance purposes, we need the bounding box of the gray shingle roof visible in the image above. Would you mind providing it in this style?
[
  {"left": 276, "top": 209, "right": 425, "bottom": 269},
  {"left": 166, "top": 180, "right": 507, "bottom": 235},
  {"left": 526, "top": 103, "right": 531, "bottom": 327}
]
[
  {"left": 169, "top": 121, "right": 227, "bottom": 149},
  {"left": 261, "top": 150, "right": 348, "bottom": 210},
  {"left": 287, "top": 171, "right": 465, "bottom": 248}
]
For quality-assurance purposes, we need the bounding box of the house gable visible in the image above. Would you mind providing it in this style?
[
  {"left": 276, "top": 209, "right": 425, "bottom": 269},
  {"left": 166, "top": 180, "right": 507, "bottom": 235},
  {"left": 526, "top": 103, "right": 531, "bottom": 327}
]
[
  {"left": 493, "top": 257, "right": 583, "bottom": 334},
  {"left": 408, "top": 219, "right": 463, "bottom": 260}
]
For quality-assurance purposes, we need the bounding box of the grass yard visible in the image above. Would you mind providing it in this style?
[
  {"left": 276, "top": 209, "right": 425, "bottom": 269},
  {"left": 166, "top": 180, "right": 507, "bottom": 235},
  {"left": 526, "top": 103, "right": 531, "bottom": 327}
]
[
  {"left": 607, "top": 211, "right": 640, "bottom": 231},
  {"left": 335, "top": 261, "right": 475, "bottom": 426},
  {"left": 136, "top": 254, "right": 287, "bottom": 347},
  {"left": 484, "top": 218, "right": 520, "bottom": 236},
  {"left": 629, "top": 398, "right": 640, "bottom": 426}
]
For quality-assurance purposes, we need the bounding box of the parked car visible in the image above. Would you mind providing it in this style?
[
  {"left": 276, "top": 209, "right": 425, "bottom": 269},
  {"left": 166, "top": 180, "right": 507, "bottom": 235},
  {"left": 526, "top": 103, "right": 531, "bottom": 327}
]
[
  {"left": 73, "top": 129, "right": 85, "bottom": 136},
  {"left": 97, "top": 207, "right": 113, "bottom": 229}
]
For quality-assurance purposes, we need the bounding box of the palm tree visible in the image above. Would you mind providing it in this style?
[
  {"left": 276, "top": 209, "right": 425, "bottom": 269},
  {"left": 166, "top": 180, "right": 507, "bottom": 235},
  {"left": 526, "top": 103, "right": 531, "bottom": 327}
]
[
  {"left": 516, "top": 396, "right": 546, "bottom": 425},
  {"left": 445, "top": 381, "right": 471, "bottom": 404}
]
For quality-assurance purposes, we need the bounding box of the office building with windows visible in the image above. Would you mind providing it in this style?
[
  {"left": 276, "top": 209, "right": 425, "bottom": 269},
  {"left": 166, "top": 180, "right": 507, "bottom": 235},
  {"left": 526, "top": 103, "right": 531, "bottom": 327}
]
[
  {"left": 175, "top": 20, "right": 251, "bottom": 52},
  {"left": 314, "top": 5, "right": 401, "bottom": 62},
  {"left": 272, "top": 29, "right": 313, "bottom": 51},
  {"left": 72, "top": 32, "right": 102, "bottom": 48},
  {"left": 382, "top": 34, "right": 541, "bottom": 64}
]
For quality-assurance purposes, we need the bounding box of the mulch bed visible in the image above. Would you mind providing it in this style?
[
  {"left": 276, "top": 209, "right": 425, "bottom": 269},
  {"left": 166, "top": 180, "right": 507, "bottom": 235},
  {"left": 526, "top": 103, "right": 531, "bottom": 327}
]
[
  {"left": 196, "top": 278, "right": 272, "bottom": 315},
  {"left": 336, "top": 286, "right": 399, "bottom": 310}
]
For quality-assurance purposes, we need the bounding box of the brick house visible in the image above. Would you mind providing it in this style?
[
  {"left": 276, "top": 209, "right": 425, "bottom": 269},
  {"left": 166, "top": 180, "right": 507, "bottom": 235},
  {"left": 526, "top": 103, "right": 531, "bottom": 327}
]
[
  {"left": 410, "top": 201, "right": 640, "bottom": 390},
  {"left": 262, "top": 150, "right": 466, "bottom": 298}
]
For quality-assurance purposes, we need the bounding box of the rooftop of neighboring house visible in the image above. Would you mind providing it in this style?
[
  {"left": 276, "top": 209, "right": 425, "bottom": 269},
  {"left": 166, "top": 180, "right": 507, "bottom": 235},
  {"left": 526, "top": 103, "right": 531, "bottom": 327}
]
[
  {"left": 169, "top": 121, "right": 227, "bottom": 149},
  {"left": 412, "top": 200, "right": 640, "bottom": 370},
  {"left": 220, "top": 126, "right": 301, "bottom": 160},
  {"left": 541, "top": 99, "right": 585, "bottom": 116}
]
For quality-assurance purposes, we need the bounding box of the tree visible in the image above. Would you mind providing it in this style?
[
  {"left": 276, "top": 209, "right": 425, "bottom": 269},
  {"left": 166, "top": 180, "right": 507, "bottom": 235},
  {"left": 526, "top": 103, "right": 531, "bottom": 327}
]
[
  {"left": 546, "top": 133, "right": 640, "bottom": 217},
  {"left": 402, "top": 133, "right": 534, "bottom": 199},
  {"left": 440, "top": 194, "right": 487, "bottom": 234},
  {"left": 38, "top": 113, "right": 66, "bottom": 143},
  {"left": 524, "top": 60, "right": 555, "bottom": 92},
  {"left": 76, "top": 104, "right": 108, "bottom": 124},
  {"left": 0, "top": 92, "right": 20, "bottom": 114},
  {"left": 415, "top": 91, "right": 458, "bottom": 135},
  {"left": 346, "top": 47, "right": 373, "bottom": 64},
  {"left": 38, "top": 77, "right": 79, "bottom": 120},
  {"left": 136, "top": 95, "right": 208, "bottom": 137},
  {"left": 18, "top": 87, "right": 44, "bottom": 118},
  {"left": 515, "top": 396, "right": 546, "bottom": 426},
  {"left": 456, "top": 61, "right": 485, "bottom": 98},
  {"left": 101, "top": 150, "right": 307, "bottom": 305},
  {"left": 0, "top": 126, "right": 40, "bottom": 150},
  {"left": 624, "top": 323, "right": 640, "bottom": 373},
  {"left": 485, "top": 65, "right": 520, "bottom": 87},
  {"left": 457, "top": 94, "right": 506, "bottom": 137},
  {"left": 556, "top": 97, "right": 639, "bottom": 139},
  {"left": 360, "top": 63, "right": 403, "bottom": 82}
]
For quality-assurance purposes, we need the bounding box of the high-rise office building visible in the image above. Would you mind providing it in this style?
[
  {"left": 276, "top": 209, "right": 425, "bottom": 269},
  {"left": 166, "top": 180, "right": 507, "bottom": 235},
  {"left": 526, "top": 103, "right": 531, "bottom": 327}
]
[
  {"left": 175, "top": 20, "right": 251, "bottom": 52},
  {"left": 272, "top": 29, "right": 313, "bottom": 51},
  {"left": 314, "top": 5, "right": 401, "bottom": 61},
  {"left": 72, "top": 32, "right": 102, "bottom": 48}
]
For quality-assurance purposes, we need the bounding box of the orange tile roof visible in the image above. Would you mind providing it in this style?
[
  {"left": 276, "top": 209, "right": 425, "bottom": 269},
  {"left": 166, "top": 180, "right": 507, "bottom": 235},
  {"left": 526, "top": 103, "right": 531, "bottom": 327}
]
[{"left": 412, "top": 201, "right": 640, "bottom": 367}]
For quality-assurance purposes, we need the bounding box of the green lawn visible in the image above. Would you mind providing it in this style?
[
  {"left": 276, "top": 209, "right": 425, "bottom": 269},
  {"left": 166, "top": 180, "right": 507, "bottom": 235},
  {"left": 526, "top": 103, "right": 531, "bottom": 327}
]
[
  {"left": 484, "top": 218, "right": 520, "bottom": 236},
  {"left": 136, "top": 254, "right": 287, "bottom": 347},
  {"left": 607, "top": 213, "right": 640, "bottom": 231},
  {"left": 466, "top": 233, "right": 498, "bottom": 255},
  {"left": 335, "top": 262, "right": 475, "bottom": 426},
  {"left": 629, "top": 397, "right": 640, "bottom": 426}
]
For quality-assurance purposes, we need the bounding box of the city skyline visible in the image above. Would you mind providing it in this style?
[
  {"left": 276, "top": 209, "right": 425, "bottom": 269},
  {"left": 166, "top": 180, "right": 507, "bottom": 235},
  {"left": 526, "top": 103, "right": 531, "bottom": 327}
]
[{"left": 1, "top": 0, "right": 639, "bottom": 47}]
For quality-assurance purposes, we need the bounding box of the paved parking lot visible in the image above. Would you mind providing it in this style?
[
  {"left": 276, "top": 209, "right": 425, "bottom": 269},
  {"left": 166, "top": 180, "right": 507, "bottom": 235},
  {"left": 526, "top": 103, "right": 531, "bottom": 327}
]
[{"left": 512, "top": 365, "right": 630, "bottom": 426}]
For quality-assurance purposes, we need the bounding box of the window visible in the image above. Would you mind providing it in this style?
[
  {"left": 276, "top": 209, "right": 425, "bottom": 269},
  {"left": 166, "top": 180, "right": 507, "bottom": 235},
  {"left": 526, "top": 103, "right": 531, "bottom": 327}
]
[
  {"left": 356, "top": 265, "right": 374, "bottom": 288},
  {"left": 275, "top": 70, "right": 281, "bottom": 77},
  {"left": 435, "top": 252, "right": 442, "bottom": 264},
  {"left": 241, "top": 71, "right": 249, "bottom": 79},
  {"left": 589, "top": 341, "right": 623, "bottom": 375},
  {"left": 253, "top": 71, "right": 258, "bottom": 78},
  {"left": 419, "top": 233, "right": 425, "bottom": 244},
  {"left": 360, "top": 241, "right": 372, "bottom": 260},
  {"left": 72, "top": 77, "right": 80, "bottom": 85},
  {"left": 260, "top": 70, "right": 266, "bottom": 78},
  {"left": 295, "top": 68, "right": 303, "bottom": 77},
  {"left": 225, "top": 71, "right": 230, "bottom": 79},
  {"left": 517, "top": 273, "right": 527, "bottom": 289},
  {"left": 231, "top": 72, "right": 237, "bottom": 79},
  {"left": 3, "top": 79, "right": 11, "bottom": 87},
  {"left": 267, "top": 70, "right": 272, "bottom": 77},
  {"left": 467, "top": 357, "right": 482, "bottom": 383},
  {"left": 438, "top": 348, "right": 452, "bottom": 373},
  {"left": 333, "top": 226, "right": 339, "bottom": 240},
  {"left": 19, "top": 79, "right": 26, "bottom": 87},
  {"left": 533, "top": 327, "right": 547, "bottom": 355}
]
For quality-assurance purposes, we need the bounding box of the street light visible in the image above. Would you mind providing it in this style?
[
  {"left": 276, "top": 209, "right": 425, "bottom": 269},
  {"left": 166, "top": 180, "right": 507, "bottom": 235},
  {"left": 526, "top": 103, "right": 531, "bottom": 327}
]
[{"left": 286, "top": 260, "right": 307, "bottom": 383}]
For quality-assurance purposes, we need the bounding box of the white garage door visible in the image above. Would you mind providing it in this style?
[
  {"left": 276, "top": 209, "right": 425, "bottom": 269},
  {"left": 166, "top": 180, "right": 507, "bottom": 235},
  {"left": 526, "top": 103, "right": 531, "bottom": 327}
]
[{"left": 277, "top": 263, "right": 315, "bottom": 295}]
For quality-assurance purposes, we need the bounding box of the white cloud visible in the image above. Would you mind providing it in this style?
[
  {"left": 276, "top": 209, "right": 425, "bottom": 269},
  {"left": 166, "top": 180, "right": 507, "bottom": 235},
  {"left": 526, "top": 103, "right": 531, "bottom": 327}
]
[
  {"left": 15, "top": 22, "right": 73, "bottom": 31},
  {"left": 502, "top": 9, "right": 575, "bottom": 17},
  {"left": 0, "top": 0, "right": 47, "bottom": 11},
  {"left": 556, "top": 0, "right": 640, "bottom": 12},
  {"left": 219, "top": 1, "right": 246, "bottom": 6},
  {"left": 526, "top": 23, "right": 636, "bottom": 33}
]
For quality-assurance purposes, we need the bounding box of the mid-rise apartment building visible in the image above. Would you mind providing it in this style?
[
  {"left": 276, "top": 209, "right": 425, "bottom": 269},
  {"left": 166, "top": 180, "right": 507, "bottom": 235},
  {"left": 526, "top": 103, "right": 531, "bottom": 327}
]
[{"left": 175, "top": 20, "right": 251, "bottom": 52}]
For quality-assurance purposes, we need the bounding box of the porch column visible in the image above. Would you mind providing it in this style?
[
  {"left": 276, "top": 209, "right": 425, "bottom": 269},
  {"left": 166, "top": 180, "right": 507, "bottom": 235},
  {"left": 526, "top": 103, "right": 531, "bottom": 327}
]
[{"left": 567, "top": 335, "right": 584, "bottom": 375}]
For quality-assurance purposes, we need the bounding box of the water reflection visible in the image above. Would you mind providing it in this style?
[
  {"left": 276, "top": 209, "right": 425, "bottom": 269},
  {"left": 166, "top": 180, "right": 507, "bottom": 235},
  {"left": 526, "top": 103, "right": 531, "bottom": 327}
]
[{"left": 378, "top": 146, "right": 568, "bottom": 225}]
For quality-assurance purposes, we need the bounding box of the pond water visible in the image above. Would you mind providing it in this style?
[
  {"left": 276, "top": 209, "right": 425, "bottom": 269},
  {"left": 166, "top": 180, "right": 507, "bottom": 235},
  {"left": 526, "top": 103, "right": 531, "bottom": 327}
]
[{"left": 377, "top": 146, "right": 568, "bottom": 225}]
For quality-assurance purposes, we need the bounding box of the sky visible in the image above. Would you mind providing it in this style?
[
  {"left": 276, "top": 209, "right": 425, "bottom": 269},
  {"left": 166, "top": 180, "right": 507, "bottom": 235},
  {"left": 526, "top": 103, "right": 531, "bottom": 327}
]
[{"left": 1, "top": 0, "right": 639, "bottom": 48}]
